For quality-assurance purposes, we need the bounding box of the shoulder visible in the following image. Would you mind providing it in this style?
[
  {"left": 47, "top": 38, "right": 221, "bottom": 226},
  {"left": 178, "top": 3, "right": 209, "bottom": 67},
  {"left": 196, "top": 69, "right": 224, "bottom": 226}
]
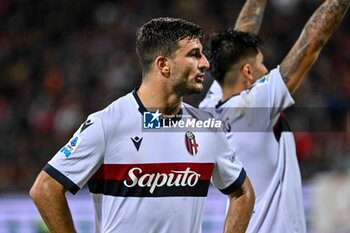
[
  {"left": 239, "top": 67, "right": 285, "bottom": 104},
  {"left": 199, "top": 81, "right": 222, "bottom": 108},
  {"left": 183, "top": 103, "right": 224, "bottom": 133},
  {"left": 98, "top": 92, "right": 134, "bottom": 118},
  {"left": 183, "top": 103, "right": 215, "bottom": 120},
  {"left": 83, "top": 92, "right": 135, "bottom": 131},
  {"left": 244, "top": 66, "right": 282, "bottom": 94}
]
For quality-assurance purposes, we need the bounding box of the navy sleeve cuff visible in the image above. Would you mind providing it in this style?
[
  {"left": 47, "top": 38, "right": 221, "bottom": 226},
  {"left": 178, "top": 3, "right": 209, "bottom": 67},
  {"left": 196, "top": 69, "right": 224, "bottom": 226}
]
[
  {"left": 219, "top": 168, "right": 246, "bottom": 195},
  {"left": 43, "top": 164, "right": 80, "bottom": 195}
]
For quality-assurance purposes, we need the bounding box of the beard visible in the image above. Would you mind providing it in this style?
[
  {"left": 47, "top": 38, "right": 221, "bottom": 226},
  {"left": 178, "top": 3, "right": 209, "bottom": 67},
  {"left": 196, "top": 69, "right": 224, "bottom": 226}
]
[
  {"left": 186, "top": 86, "right": 202, "bottom": 95},
  {"left": 174, "top": 82, "right": 203, "bottom": 96},
  {"left": 172, "top": 72, "right": 203, "bottom": 96}
]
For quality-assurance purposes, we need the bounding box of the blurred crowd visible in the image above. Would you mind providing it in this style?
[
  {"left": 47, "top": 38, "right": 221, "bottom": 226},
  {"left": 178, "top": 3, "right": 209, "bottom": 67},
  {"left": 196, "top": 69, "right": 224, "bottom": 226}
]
[{"left": 0, "top": 0, "right": 349, "bottom": 192}]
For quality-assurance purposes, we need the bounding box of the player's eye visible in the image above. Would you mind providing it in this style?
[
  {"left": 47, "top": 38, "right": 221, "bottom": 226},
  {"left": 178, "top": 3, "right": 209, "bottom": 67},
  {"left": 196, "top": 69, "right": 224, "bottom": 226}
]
[{"left": 190, "top": 51, "right": 201, "bottom": 58}]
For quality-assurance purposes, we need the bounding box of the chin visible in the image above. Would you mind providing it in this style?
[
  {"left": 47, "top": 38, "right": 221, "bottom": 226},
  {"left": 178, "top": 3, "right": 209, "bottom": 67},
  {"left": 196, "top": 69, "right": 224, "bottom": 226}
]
[
  {"left": 187, "top": 86, "right": 203, "bottom": 96},
  {"left": 176, "top": 84, "right": 203, "bottom": 96}
]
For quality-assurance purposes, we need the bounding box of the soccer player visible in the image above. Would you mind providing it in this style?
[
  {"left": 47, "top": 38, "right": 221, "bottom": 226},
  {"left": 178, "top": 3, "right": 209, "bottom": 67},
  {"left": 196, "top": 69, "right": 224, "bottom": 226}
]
[
  {"left": 200, "top": 0, "right": 267, "bottom": 108},
  {"left": 200, "top": 0, "right": 350, "bottom": 232},
  {"left": 29, "top": 17, "right": 255, "bottom": 233}
]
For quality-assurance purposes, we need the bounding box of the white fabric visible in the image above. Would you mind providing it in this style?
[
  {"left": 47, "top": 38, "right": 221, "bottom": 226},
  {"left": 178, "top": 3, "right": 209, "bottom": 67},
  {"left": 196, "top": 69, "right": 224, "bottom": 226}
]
[
  {"left": 199, "top": 80, "right": 222, "bottom": 109},
  {"left": 200, "top": 67, "right": 307, "bottom": 233},
  {"left": 46, "top": 91, "right": 246, "bottom": 233}
]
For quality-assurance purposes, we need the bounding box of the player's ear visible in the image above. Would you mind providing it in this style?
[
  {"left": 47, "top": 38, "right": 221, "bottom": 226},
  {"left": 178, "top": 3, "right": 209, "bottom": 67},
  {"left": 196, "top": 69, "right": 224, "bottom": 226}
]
[
  {"left": 156, "top": 56, "right": 170, "bottom": 78},
  {"left": 242, "top": 63, "right": 255, "bottom": 80},
  {"left": 241, "top": 63, "right": 254, "bottom": 88}
]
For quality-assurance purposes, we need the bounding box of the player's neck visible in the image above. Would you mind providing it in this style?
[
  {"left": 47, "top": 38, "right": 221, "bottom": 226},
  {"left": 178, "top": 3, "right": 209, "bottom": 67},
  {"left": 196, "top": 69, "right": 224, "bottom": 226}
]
[
  {"left": 220, "top": 69, "right": 245, "bottom": 102},
  {"left": 221, "top": 82, "right": 244, "bottom": 103},
  {"left": 137, "top": 82, "right": 182, "bottom": 116}
]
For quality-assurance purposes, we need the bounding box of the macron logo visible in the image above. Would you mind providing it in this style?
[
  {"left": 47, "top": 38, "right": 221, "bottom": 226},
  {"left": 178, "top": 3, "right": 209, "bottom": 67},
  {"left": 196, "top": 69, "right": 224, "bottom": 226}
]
[
  {"left": 80, "top": 119, "right": 93, "bottom": 133},
  {"left": 131, "top": 136, "right": 143, "bottom": 151}
]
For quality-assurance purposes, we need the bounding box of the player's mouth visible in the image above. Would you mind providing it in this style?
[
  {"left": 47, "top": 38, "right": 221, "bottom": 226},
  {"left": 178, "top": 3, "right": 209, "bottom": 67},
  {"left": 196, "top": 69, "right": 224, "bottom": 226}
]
[{"left": 195, "top": 74, "right": 205, "bottom": 83}]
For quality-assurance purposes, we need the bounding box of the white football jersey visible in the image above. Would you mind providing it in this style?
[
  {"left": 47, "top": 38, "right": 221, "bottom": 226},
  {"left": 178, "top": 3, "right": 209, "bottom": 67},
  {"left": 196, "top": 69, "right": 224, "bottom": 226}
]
[
  {"left": 44, "top": 90, "right": 246, "bottom": 233},
  {"left": 200, "top": 67, "right": 306, "bottom": 233},
  {"left": 199, "top": 80, "right": 222, "bottom": 109}
]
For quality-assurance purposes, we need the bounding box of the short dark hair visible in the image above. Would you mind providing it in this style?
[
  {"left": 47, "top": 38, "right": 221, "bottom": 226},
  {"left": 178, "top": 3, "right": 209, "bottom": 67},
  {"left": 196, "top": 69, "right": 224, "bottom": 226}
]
[
  {"left": 136, "top": 17, "right": 204, "bottom": 74},
  {"left": 205, "top": 29, "right": 263, "bottom": 83}
]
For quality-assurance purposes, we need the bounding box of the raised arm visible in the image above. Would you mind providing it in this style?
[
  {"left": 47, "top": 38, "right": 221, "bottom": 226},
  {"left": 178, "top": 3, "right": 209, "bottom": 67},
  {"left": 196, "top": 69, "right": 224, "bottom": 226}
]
[
  {"left": 30, "top": 171, "right": 77, "bottom": 233},
  {"left": 234, "top": 0, "right": 268, "bottom": 34},
  {"left": 280, "top": 0, "right": 350, "bottom": 94},
  {"left": 224, "top": 177, "right": 255, "bottom": 233}
]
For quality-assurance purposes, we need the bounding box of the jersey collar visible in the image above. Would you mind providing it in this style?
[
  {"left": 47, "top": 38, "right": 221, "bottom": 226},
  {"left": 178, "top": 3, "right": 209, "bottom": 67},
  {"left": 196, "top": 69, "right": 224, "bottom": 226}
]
[
  {"left": 132, "top": 88, "right": 183, "bottom": 124},
  {"left": 132, "top": 88, "right": 148, "bottom": 114},
  {"left": 215, "top": 93, "right": 240, "bottom": 109}
]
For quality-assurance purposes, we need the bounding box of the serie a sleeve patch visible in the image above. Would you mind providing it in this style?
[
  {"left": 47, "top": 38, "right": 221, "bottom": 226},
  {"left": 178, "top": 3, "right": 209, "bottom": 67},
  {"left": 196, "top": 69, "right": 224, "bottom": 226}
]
[{"left": 58, "top": 135, "right": 82, "bottom": 157}]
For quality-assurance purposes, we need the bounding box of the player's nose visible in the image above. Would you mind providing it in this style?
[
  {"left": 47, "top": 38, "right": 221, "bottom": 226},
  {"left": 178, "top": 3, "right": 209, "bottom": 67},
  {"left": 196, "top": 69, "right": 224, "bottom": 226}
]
[{"left": 199, "top": 54, "right": 210, "bottom": 71}]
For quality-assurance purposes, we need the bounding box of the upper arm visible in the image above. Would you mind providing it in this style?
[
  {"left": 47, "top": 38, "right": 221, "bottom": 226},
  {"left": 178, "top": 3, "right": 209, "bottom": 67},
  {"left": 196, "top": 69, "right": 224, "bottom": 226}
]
[
  {"left": 224, "top": 176, "right": 255, "bottom": 233},
  {"left": 228, "top": 176, "right": 254, "bottom": 201},
  {"left": 280, "top": 0, "right": 350, "bottom": 94},
  {"left": 30, "top": 170, "right": 66, "bottom": 199},
  {"left": 30, "top": 170, "right": 77, "bottom": 233}
]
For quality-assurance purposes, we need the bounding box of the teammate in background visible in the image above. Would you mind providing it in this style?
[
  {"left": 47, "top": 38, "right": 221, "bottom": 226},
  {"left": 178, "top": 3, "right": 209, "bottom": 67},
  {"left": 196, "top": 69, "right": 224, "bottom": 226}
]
[
  {"left": 200, "top": 0, "right": 267, "bottom": 109},
  {"left": 200, "top": 0, "right": 350, "bottom": 232},
  {"left": 29, "top": 17, "right": 255, "bottom": 233}
]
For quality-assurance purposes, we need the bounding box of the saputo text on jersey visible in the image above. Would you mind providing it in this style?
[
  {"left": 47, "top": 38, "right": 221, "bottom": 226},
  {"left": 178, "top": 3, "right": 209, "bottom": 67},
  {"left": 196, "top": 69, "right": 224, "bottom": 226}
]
[{"left": 123, "top": 167, "right": 201, "bottom": 194}]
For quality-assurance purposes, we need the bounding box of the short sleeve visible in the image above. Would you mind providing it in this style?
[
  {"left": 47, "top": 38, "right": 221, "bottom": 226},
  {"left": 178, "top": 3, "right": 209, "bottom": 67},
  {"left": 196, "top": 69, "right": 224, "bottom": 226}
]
[
  {"left": 211, "top": 132, "right": 246, "bottom": 195},
  {"left": 44, "top": 113, "right": 105, "bottom": 194},
  {"left": 238, "top": 66, "right": 295, "bottom": 128}
]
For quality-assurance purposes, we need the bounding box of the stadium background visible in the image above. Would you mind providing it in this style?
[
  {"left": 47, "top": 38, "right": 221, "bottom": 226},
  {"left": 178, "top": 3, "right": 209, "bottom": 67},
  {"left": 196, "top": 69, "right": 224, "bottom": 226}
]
[{"left": 0, "top": 0, "right": 349, "bottom": 232}]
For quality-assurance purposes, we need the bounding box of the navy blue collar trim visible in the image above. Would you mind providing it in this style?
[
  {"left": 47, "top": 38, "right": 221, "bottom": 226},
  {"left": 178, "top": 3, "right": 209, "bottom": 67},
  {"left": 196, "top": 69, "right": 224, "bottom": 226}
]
[
  {"left": 132, "top": 88, "right": 183, "bottom": 125},
  {"left": 215, "top": 93, "right": 240, "bottom": 109},
  {"left": 132, "top": 88, "right": 148, "bottom": 115}
]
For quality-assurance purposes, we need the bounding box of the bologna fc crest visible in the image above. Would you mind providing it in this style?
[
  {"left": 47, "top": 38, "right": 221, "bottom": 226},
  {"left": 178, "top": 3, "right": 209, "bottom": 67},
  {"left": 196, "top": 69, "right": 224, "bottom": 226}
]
[{"left": 185, "top": 131, "right": 199, "bottom": 155}]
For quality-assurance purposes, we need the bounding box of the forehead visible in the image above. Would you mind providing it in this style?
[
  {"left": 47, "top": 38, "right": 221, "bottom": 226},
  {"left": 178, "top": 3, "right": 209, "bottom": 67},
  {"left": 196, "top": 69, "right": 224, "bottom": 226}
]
[{"left": 175, "top": 38, "right": 203, "bottom": 54}]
